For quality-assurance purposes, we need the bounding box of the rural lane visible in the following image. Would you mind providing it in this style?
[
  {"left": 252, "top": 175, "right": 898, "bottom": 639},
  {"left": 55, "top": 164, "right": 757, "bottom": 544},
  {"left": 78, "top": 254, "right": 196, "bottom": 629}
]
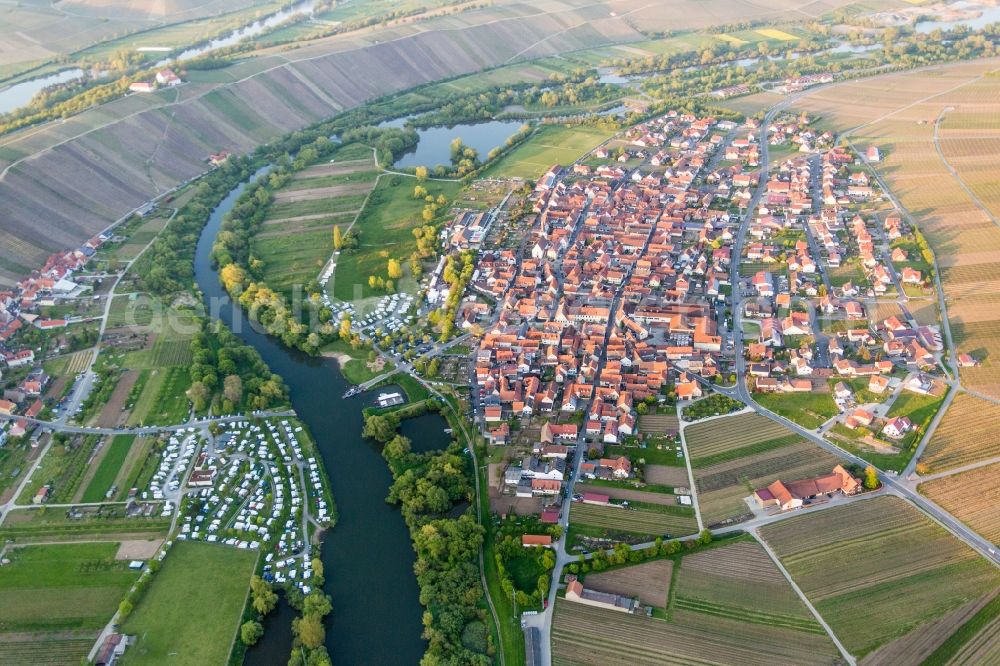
[{"left": 751, "top": 530, "right": 857, "bottom": 665}]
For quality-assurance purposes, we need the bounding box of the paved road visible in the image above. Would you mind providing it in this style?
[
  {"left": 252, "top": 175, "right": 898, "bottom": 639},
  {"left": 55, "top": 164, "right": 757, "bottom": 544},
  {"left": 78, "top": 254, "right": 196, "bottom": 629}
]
[
  {"left": 351, "top": 333, "right": 472, "bottom": 392},
  {"left": 717, "top": 99, "right": 1000, "bottom": 568},
  {"left": 0, "top": 409, "right": 295, "bottom": 436}
]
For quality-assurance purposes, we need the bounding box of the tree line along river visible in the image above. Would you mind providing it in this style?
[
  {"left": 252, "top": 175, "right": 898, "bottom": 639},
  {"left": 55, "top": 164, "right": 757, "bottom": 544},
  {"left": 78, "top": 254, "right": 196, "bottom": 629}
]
[{"left": 194, "top": 168, "right": 448, "bottom": 665}]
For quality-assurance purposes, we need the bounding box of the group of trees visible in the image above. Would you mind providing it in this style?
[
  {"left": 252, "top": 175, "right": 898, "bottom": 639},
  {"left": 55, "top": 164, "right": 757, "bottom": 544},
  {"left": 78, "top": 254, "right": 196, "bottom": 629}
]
[
  {"left": 449, "top": 137, "right": 480, "bottom": 176},
  {"left": 135, "top": 156, "right": 259, "bottom": 295},
  {"left": 363, "top": 412, "right": 493, "bottom": 663},
  {"left": 426, "top": 251, "right": 475, "bottom": 341},
  {"left": 286, "top": 577, "right": 333, "bottom": 666},
  {"left": 630, "top": 24, "right": 999, "bottom": 103},
  {"left": 339, "top": 125, "right": 419, "bottom": 168},
  {"left": 187, "top": 320, "right": 288, "bottom": 413},
  {"left": 493, "top": 518, "right": 560, "bottom": 609},
  {"left": 567, "top": 531, "right": 714, "bottom": 577}
]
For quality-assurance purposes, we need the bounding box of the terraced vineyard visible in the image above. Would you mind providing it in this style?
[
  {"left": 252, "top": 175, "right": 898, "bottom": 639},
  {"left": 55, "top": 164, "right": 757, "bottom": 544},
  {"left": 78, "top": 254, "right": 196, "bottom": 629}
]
[
  {"left": 920, "top": 393, "right": 1000, "bottom": 471},
  {"left": 684, "top": 412, "right": 801, "bottom": 466},
  {"left": 920, "top": 462, "right": 1000, "bottom": 545},
  {"left": 760, "top": 496, "right": 1000, "bottom": 657},
  {"left": 570, "top": 502, "right": 698, "bottom": 538},
  {"left": 552, "top": 598, "right": 840, "bottom": 666}
]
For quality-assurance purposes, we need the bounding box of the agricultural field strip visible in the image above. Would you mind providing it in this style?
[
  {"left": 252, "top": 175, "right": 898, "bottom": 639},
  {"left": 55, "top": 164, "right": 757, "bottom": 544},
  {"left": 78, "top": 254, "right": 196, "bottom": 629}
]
[
  {"left": 674, "top": 541, "right": 825, "bottom": 634},
  {"left": 919, "top": 462, "right": 1000, "bottom": 545},
  {"left": 570, "top": 502, "right": 697, "bottom": 536},
  {"left": 552, "top": 599, "right": 840, "bottom": 666},
  {"left": 760, "top": 497, "right": 1000, "bottom": 657},
  {"left": 684, "top": 412, "right": 797, "bottom": 459}
]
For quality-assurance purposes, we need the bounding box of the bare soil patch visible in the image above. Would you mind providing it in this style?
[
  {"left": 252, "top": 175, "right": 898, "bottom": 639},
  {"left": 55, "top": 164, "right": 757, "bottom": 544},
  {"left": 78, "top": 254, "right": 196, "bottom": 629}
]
[
  {"left": 645, "top": 464, "right": 690, "bottom": 488},
  {"left": 585, "top": 558, "right": 673, "bottom": 607},
  {"left": 115, "top": 538, "right": 164, "bottom": 560},
  {"left": 93, "top": 370, "right": 139, "bottom": 428}
]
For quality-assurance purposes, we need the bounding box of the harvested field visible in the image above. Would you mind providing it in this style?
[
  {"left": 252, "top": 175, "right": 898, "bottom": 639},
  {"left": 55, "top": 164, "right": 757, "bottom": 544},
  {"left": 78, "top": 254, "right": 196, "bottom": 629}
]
[
  {"left": 760, "top": 496, "right": 1000, "bottom": 657},
  {"left": 551, "top": 598, "right": 840, "bottom": 666},
  {"left": 920, "top": 462, "right": 1000, "bottom": 545},
  {"left": 584, "top": 559, "right": 673, "bottom": 607},
  {"left": 637, "top": 413, "right": 679, "bottom": 434},
  {"left": 295, "top": 159, "right": 375, "bottom": 178},
  {"left": 644, "top": 464, "right": 690, "bottom": 488},
  {"left": 684, "top": 412, "right": 802, "bottom": 466},
  {"left": 920, "top": 393, "right": 1000, "bottom": 471},
  {"left": 674, "top": 540, "right": 822, "bottom": 634},
  {"left": 271, "top": 181, "right": 373, "bottom": 203},
  {"left": 570, "top": 501, "right": 697, "bottom": 537}
]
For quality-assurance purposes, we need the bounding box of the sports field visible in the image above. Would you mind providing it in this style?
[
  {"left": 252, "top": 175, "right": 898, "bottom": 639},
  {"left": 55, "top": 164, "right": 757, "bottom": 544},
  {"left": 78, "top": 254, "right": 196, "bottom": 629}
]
[{"left": 122, "top": 541, "right": 257, "bottom": 666}]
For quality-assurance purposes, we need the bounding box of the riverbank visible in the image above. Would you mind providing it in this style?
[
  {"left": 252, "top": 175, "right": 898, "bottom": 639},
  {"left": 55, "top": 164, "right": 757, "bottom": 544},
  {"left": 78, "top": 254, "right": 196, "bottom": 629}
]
[{"left": 194, "top": 168, "right": 429, "bottom": 664}]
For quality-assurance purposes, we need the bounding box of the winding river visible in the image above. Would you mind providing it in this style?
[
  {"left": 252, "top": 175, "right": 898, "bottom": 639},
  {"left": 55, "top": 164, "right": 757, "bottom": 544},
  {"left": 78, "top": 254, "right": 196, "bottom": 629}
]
[{"left": 193, "top": 171, "right": 440, "bottom": 664}]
